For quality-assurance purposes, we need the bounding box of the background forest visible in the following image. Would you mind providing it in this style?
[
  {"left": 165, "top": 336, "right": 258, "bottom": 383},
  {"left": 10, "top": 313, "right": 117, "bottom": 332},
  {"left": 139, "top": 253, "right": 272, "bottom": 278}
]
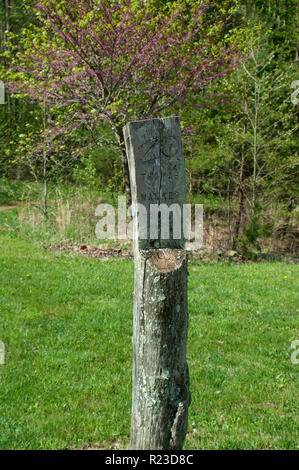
[{"left": 0, "top": 0, "right": 298, "bottom": 256}]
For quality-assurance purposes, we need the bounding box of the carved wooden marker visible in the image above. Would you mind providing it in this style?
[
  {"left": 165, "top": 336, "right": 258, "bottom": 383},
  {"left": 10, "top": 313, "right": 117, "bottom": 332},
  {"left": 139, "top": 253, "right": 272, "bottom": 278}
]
[{"left": 123, "top": 117, "right": 190, "bottom": 450}]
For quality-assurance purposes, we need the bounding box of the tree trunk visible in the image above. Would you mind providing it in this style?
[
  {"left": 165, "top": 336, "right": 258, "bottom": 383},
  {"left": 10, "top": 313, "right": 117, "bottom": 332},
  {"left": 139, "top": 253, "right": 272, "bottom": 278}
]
[
  {"left": 42, "top": 103, "right": 48, "bottom": 222},
  {"left": 232, "top": 98, "right": 247, "bottom": 249},
  {"left": 42, "top": 177, "right": 48, "bottom": 223},
  {"left": 131, "top": 249, "right": 190, "bottom": 450},
  {"left": 233, "top": 146, "right": 246, "bottom": 248},
  {"left": 121, "top": 148, "right": 132, "bottom": 206},
  {"left": 113, "top": 123, "right": 132, "bottom": 205}
]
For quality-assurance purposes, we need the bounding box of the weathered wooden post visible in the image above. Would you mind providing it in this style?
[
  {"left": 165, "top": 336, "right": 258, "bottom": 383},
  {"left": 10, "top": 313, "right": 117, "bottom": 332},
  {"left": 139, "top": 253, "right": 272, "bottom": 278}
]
[{"left": 123, "top": 116, "right": 190, "bottom": 450}]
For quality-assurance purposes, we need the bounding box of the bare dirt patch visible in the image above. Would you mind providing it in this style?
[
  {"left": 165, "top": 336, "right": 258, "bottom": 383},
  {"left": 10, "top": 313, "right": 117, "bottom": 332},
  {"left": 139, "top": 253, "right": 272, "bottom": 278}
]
[
  {"left": 47, "top": 242, "right": 299, "bottom": 263},
  {"left": 70, "top": 439, "right": 129, "bottom": 450},
  {"left": 48, "top": 242, "right": 134, "bottom": 261},
  {"left": 0, "top": 205, "right": 17, "bottom": 211}
]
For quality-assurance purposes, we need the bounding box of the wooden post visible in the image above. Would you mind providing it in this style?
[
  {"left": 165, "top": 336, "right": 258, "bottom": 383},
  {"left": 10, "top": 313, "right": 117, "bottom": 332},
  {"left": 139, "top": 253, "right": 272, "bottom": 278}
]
[{"left": 123, "top": 117, "right": 190, "bottom": 450}]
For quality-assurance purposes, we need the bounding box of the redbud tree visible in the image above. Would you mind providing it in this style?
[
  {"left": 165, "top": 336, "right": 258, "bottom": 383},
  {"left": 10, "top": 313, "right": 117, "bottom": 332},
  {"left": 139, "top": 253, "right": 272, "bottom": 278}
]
[{"left": 6, "top": 0, "right": 247, "bottom": 199}]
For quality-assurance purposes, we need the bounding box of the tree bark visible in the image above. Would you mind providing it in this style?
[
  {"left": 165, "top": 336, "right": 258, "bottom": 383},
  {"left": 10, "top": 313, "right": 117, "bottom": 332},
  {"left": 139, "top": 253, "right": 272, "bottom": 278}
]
[
  {"left": 131, "top": 249, "right": 190, "bottom": 450},
  {"left": 233, "top": 144, "right": 246, "bottom": 248},
  {"left": 121, "top": 148, "right": 132, "bottom": 206},
  {"left": 113, "top": 123, "right": 132, "bottom": 205},
  {"left": 232, "top": 97, "right": 247, "bottom": 249}
]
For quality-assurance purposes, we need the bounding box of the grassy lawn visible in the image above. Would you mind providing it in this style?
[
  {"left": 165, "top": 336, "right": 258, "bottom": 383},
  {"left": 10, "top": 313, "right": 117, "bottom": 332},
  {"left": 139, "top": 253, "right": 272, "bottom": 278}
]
[{"left": 0, "top": 230, "right": 298, "bottom": 450}]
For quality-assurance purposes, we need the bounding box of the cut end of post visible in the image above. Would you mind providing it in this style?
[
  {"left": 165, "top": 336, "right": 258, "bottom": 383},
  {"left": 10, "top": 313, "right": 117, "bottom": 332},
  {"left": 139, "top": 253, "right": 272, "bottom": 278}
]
[{"left": 146, "top": 249, "right": 186, "bottom": 273}]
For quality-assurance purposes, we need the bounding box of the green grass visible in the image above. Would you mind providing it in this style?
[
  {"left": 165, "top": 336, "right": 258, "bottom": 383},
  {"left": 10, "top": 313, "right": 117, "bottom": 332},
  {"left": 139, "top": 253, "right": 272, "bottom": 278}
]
[
  {"left": 0, "top": 180, "right": 121, "bottom": 245},
  {"left": 0, "top": 232, "right": 298, "bottom": 450}
]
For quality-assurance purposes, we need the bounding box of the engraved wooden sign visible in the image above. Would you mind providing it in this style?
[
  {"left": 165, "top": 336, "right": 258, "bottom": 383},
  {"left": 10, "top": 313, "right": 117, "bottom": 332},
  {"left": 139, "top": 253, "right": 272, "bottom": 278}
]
[
  {"left": 124, "top": 117, "right": 186, "bottom": 250},
  {"left": 123, "top": 117, "right": 190, "bottom": 450}
]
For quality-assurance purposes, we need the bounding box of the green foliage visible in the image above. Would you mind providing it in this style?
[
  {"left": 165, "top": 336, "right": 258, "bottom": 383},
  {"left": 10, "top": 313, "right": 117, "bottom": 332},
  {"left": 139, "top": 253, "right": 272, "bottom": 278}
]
[
  {"left": 72, "top": 155, "right": 99, "bottom": 189},
  {"left": 0, "top": 176, "right": 24, "bottom": 205},
  {"left": 238, "top": 204, "right": 274, "bottom": 259},
  {"left": 0, "top": 0, "right": 298, "bottom": 250}
]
